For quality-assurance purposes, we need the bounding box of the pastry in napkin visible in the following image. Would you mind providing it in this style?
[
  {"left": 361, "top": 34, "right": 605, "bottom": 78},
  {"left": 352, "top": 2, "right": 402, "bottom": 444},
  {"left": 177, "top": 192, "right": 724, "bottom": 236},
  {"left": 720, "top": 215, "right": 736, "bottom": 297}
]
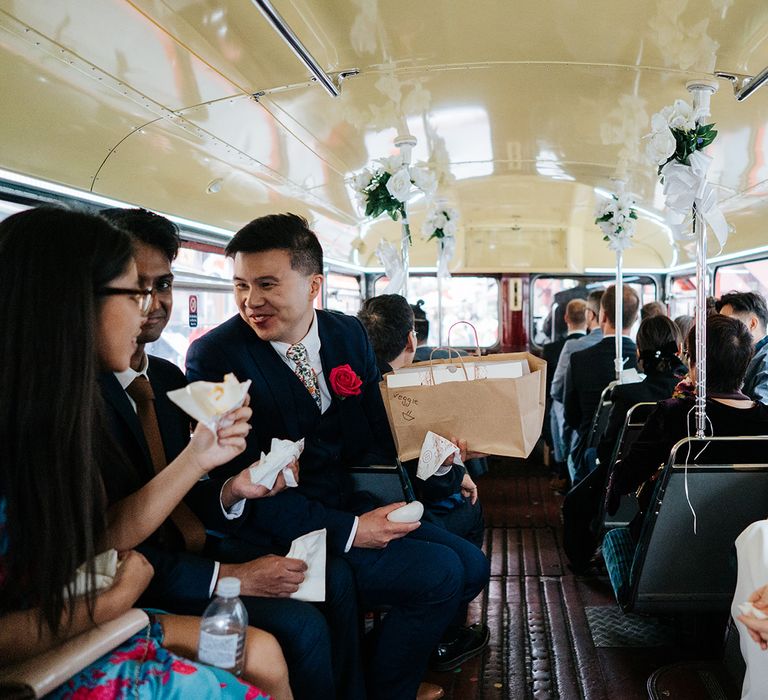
[
  {"left": 286, "top": 529, "right": 326, "bottom": 602},
  {"left": 68, "top": 549, "right": 119, "bottom": 598},
  {"left": 417, "top": 431, "right": 464, "bottom": 480},
  {"left": 249, "top": 437, "right": 304, "bottom": 490},
  {"left": 167, "top": 373, "right": 251, "bottom": 433}
]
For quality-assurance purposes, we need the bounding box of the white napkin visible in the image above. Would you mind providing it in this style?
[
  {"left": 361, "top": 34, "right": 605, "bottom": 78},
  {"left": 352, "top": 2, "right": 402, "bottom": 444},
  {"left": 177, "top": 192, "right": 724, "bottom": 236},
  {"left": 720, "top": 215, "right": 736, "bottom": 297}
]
[
  {"left": 286, "top": 529, "right": 326, "bottom": 602},
  {"left": 249, "top": 438, "right": 304, "bottom": 490},
  {"left": 68, "top": 549, "right": 119, "bottom": 598},
  {"left": 167, "top": 373, "right": 251, "bottom": 433},
  {"left": 417, "top": 431, "right": 464, "bottom": 480}
]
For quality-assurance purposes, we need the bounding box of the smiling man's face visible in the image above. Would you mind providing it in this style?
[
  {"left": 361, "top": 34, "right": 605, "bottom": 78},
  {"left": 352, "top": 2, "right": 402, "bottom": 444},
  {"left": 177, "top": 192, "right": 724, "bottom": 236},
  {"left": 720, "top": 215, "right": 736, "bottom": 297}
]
[
  {"left": 134, "top": 241, "right": 174, "bottom": 344},
  {"left": 233, "top": 249, "right": 322, "bottom": 345}
]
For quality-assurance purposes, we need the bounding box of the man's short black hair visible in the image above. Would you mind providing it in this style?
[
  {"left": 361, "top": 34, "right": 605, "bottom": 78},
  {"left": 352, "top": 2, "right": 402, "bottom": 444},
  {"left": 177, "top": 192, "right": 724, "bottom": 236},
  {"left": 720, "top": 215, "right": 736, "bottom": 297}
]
[
  {"left": 225, "top": 213, "right": 323, "bottom": 276},
  {"left": 411, "top": 299, "right": 429, "bottom": 343},
  {"left": 100, "top": 208, "right": 180, "bottom": 262},
  {"left": 358, "top": 295, "right": 414, "bottom": 365},
  {"left": 716, "top": 291, "right": 768, "bottom": 330},
  {"left": 687, "top": 314, "right": 754, "bottom": 393}
]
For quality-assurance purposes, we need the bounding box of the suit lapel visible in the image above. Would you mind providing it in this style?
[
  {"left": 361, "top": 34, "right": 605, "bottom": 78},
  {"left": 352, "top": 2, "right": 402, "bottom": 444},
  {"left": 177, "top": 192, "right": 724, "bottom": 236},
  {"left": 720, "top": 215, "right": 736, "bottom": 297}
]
[{"left": 99, "top": 372, "right": 152, "bottom": 470}]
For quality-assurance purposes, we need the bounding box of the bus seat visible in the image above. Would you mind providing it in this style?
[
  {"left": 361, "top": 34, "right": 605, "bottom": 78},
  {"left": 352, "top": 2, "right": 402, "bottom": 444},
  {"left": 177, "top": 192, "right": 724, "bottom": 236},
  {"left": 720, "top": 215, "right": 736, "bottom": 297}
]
[
  {"left": 603, "top": 436, "right": 768, "bottom": 614},
  {"left": 348, "top": 462, "right": 415, "bottom": 506},
  {"left": 0, "top": 609, "right": 149, "bottom": 698},
  {"left": 601, "top": 402, "right": 656, "bottom": 531}
]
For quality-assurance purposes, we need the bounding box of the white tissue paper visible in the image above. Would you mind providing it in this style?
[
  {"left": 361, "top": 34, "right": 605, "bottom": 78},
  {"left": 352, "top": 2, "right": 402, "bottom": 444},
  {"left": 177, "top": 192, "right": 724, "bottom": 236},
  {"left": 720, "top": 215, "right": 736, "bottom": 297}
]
[
  {"left": 417, "top": 431, "right": 464, "bottom": 480},
  {"left": 249, "top": 437, "right": 304, "bottom": 490},
  {"left": 286, "top": 529, "right": 326, "bottom": 602},
  {"left": 738, "top": 602, "right": 768, "bottom": 620},
  {"left": 167, "top": 373, "right": 251, "bottom": 433},
  {"left": 68, "top": 549, "right": 119, "bottom": 598}
]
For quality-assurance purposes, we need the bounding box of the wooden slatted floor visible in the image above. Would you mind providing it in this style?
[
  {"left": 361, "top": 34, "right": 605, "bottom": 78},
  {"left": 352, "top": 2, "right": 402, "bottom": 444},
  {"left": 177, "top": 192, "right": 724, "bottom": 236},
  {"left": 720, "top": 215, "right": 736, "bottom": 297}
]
[{"left": 424, "top": 456, "right": 728, "bottom": 699}]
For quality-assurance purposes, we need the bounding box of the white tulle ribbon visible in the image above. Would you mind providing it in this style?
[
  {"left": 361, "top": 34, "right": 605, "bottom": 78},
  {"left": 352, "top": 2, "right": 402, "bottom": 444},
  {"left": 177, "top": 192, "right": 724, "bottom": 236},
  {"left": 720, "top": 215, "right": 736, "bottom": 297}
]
[
  {"left": 661, "top": 151, "right": 729, "bottom": 250},
  {"left": 376, "top": 239, "right": 405, "bottom": 294},
  {"left": 436, "top": 235, "right": 455, "bottom": 279}
]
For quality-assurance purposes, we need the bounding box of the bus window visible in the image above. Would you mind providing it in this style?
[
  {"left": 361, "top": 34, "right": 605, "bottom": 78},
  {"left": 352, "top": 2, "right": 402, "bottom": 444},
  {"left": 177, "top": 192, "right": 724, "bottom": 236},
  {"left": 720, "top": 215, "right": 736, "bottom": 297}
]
[
  {"left": 715, "top": 260, "right": 768, "bottom": 299},
  {"left": 325, "top": 272, "right": 363, "bottom": 314},
  {"left": 667, "top": 274, "right": 697, "bottom": 318},
  {"left": 374, "top": 276, "right": 500, "bottom": 348},
  {"left": 532, "top": 275, "right": 657, "bottom": 346}
]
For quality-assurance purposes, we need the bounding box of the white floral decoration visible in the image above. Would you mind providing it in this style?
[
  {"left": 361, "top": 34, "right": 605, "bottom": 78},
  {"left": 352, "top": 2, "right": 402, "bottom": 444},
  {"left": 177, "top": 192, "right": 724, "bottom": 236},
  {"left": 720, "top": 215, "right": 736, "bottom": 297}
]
[{"left": 595, "top": 193, "right": 638, "bottom": 251}]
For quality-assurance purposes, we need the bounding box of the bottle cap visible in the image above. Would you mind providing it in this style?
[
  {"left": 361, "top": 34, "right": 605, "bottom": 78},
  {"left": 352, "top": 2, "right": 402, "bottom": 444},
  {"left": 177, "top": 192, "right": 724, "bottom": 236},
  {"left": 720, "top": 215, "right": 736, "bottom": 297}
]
[{"left": 216, "top": 577, "right": 241, "bottom": 598}]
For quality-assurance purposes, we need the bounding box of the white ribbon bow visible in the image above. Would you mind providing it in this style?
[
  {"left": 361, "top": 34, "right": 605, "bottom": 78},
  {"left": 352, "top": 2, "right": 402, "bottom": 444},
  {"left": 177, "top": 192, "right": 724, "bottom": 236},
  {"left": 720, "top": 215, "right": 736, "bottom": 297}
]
[
  {"left": 661, "top": 151, "right": 729, "bottom": 250},
  {"left": 376, "top": 239, "right": 405, "bottom": 294},
  {"left": 436, "top": 235, "right": 456, "bottom": 279}
]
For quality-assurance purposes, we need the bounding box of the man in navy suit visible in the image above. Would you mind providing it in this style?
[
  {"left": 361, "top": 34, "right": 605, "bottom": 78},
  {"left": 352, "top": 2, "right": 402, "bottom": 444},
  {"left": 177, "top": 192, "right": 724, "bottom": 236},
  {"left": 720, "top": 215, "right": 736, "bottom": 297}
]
[
  {"left": 186, "top": 213, "right": 490, "bottom": 700},
  {"left": 563, "top": 284, "right": 639, "bottom": 483},
  {"left": 98, "top": 209, "right": 360, "bottom": 700}
]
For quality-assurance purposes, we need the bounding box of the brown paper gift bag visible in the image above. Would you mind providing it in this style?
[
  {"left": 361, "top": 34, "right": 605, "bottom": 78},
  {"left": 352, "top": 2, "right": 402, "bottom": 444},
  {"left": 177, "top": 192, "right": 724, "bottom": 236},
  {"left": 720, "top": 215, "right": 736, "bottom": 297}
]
[{"left": 380, "top": 351, "right": 546, "bottom": 461}]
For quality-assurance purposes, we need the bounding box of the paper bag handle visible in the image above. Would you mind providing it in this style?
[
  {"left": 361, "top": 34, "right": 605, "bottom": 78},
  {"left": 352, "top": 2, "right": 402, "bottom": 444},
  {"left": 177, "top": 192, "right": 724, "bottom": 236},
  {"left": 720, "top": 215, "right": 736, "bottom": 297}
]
[
  {"left": 447, "top": 321, "right": 482, "bottom": 358},
  {"left": 427, "top": 347, "right": 469, "bottom": 383}
]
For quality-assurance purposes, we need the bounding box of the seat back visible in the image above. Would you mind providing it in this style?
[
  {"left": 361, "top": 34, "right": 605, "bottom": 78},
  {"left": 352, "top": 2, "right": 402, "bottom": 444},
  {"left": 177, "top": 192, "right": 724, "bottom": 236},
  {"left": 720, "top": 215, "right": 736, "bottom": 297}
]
[
  {"left": 585, "top": 382, "right": 616, "bottom": 451},
  {"left": 348, "top": 462, "right": 414, "bottom": 506},
  {"left": 628, "top": 436, "right": 768, "bottom": 614}
]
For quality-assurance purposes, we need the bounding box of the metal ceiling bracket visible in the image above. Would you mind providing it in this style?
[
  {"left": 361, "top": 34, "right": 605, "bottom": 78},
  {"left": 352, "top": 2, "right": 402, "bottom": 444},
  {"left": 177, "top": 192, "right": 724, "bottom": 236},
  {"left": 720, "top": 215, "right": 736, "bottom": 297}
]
[
  {"left": 250, "top": 0, "right": 358, "bottom": 97},
  {"left": 715, "top": 68, "right": 768, "bottom": 101}
]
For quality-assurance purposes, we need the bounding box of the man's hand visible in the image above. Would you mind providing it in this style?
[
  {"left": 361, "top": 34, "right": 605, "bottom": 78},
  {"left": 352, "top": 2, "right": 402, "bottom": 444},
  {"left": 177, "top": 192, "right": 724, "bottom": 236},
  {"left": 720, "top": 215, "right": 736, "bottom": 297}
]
[
  {"left": 460, "top": 473, "right": 479, "bottom": 505},
  {"left": 221, "top": 459, "right": 299, "bottom": 509},
  {"left": 219, "top": 555, "right": 307, "bottom": 598},
  {"left": 353, "top": 503, "right": 420, "bottom": 549},
  {"left": 449, "top": 437, "right": 490, "bottom": 463}
]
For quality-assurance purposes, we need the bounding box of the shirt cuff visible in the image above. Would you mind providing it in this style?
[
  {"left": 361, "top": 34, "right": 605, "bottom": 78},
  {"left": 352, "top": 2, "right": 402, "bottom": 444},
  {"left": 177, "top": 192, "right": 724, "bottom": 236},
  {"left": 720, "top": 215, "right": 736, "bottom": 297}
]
[
  {"left": 208, "top": 561, "right": 221, "bottom": 598},
  {"left": 344, "top": 516, "right": 359, "bottom": 553},
  {"left": 220, "top": 478, "right": 246, "bottom": 520}
]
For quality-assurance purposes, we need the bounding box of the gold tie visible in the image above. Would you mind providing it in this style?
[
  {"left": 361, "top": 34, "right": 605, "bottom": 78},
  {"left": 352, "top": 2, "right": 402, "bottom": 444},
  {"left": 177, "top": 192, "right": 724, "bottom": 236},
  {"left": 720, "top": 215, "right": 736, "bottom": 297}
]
[{"left": 126, "top": 375, "right": 207, "bottom": 553}]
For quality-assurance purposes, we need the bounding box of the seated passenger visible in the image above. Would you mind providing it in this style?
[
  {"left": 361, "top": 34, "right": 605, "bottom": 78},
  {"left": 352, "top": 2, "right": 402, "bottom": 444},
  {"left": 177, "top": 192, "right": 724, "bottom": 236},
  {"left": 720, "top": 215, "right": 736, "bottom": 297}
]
[
  {"left": 606, "top": 314, "right": 768, "bottom": 530},
  {"left": 99, "top": 208, "right": 343, "bottom": 700},
  {"left": 0, "top": 207, "right": 273, "bottom": 698},
  {"left": 563, "top": 284, "right": 639, "bottom": 483},
  {"left": 717, "top": 291, "right": 768, "bottom": 403},
  {"left": 674, "top": 314, "right": 694, "bottom": 344},
  {"left": 596, "top": 315, "right": 687, "bottom": 469},
  {"left": 411, "top": 299, "right": 468, "bottom": 362},
  {"left": 185, "top": 213, "right": 491, "bottom": 700},
  {"left": 640, "top": 300, "right": 667, "bottom": 320}
]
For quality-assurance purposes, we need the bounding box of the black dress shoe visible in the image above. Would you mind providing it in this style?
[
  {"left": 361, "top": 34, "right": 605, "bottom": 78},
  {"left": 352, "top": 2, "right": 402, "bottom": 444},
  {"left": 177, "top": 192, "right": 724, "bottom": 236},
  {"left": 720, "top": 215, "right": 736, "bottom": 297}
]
[{"left": 429, "top": 623, "right": 490, "bottom": 672}]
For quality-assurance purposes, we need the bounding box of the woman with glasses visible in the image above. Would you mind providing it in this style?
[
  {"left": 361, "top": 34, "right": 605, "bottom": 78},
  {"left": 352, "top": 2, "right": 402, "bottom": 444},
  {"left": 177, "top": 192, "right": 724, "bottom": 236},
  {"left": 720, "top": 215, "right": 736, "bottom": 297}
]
[{"left": 0, "top": 207, "right": 285, "bottom": 698}]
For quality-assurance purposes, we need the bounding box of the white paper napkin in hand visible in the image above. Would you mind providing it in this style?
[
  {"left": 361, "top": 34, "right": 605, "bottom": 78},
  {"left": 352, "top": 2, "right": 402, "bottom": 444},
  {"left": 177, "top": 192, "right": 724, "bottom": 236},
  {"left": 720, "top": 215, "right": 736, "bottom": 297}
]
[
  {"left": 249, "top": 437, "right": 304, "bottom": 490},
  {"left": 68, "top": 549, "right": 119, "bottom": 598},
  {"left": 417, "top": 431, "right": 464, "bottom": 480},
  {"left": 167, "top": 373, "right": 251, "bottom": 433},
  {"left": 286, "top": 529, "right": 326, "bottom": 602}
]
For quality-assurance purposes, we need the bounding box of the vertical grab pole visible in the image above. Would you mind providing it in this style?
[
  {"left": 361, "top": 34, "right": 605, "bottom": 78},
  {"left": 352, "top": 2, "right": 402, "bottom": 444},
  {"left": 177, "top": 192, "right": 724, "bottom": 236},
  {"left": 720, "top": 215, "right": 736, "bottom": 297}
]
[
  {"left": 615, "top": 249, "right": 624, "bottom": 383},
  {"left": 394, "top": 133, "right": 417, "bottom": 300},
  {"left": 686, "top": 80, "right": 717, "bottom": 438}
]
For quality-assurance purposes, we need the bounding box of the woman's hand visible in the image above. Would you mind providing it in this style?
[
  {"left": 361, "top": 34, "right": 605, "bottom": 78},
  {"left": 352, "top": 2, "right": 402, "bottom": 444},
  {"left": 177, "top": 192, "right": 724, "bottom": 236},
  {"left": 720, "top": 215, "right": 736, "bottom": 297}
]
[
  {"left": 99, "top": 550, "right": 154, "bottom": 620},
  {"left": 187, "top": 404, "right": 252, "bottom": 473}
]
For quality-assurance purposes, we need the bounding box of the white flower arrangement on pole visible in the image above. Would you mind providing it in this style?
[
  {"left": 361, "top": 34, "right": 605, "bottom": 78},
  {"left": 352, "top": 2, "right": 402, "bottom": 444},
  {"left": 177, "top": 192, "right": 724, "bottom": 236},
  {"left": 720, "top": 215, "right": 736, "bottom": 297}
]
[
  {"left": 594, "top": 193, "right": 637, "bottom": 251},
  {"left": 351, "top": 155, "right": 436, "bottom": 243},
  {"left": 422, "top": 204, "right": 459, "bottom": 278}
]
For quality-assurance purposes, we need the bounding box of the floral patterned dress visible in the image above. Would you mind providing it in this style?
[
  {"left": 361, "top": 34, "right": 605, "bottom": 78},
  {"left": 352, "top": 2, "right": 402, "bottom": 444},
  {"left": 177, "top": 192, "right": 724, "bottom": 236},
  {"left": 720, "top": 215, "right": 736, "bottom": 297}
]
[{"left": 0, "top": 499, "right": 270, "bottom": 699}]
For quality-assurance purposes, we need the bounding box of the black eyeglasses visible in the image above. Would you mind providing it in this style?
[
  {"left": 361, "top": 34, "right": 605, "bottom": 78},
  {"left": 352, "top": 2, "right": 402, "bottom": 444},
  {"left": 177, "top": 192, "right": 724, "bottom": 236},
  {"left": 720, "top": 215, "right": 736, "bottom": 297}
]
[{"left": 98, "top": 287, "right": 153, "bottom": 315}]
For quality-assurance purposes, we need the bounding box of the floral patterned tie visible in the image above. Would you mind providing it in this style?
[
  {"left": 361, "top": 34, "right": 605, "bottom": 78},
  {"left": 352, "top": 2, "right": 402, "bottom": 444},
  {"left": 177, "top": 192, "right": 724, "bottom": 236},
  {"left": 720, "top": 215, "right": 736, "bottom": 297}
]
[{"left": 287, "top": 342, "right": 322, "bottom": 411}]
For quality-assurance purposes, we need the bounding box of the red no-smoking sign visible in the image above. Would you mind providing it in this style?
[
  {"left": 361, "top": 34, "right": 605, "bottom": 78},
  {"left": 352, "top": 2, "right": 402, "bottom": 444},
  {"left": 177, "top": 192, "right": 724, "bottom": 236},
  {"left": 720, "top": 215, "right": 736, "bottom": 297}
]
[{"left": 188, "top": 295, "right": 198, "bottom": 327}]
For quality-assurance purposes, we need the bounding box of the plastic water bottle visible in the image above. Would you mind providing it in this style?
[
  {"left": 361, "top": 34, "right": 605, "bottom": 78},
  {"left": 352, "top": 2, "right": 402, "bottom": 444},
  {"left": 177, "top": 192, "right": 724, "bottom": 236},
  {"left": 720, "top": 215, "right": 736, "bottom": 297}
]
[{"left": 197, "top": 577, "right": 248, "bottom": 676}]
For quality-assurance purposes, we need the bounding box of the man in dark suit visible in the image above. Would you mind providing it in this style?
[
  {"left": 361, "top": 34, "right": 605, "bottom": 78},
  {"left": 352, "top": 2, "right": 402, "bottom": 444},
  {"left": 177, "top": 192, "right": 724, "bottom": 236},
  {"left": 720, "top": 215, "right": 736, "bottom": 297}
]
[
  {"left": 564, "top": 284, "right": 639, "bottom": 483},
  {"left": 186, "top": 214, "right": 490, "bottom": 700},
  {"left": 98, "top": 209, "right": 358, "bottom": 700}
]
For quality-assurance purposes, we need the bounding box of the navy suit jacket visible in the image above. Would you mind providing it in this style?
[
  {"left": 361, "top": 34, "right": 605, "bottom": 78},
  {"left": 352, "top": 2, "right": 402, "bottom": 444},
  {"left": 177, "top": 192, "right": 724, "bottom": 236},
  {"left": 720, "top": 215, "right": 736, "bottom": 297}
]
[
  {"left": 186, "top": 311, "right": 396, "bottom": 554},
  {"left": 98, "top": 356, "right": 225, "bottom": 608},
  {"left": 563, "top": 336, "right": 638, "bottom": 437}
]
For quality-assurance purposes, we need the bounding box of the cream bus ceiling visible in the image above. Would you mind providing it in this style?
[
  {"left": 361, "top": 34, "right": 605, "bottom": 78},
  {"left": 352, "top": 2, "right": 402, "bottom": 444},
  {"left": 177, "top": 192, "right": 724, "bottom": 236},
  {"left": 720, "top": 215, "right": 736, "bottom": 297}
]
[{"left": 0, "top": 0, "right": 767, "bottom": 271}]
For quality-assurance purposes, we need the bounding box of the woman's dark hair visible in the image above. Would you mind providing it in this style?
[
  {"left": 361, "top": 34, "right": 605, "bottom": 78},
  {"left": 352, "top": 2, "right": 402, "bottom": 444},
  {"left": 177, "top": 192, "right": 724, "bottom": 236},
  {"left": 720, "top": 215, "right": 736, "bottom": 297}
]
[
  {"left": 411, "top": 300, "right": 429, "bottom": 343},
  {"left": 636, "top": 316, "right": 681, "bottom": 374},
  {"left": 225, "top": 213, "right": 323, "bottom": 275},
  {"left": 686, "top": 314, "right": 754, "bottom": 393},
  {"left": 100, "top": 208, "right": 181, "bottom": 263},
  {"left": 0, "top": 206, "right": 133, "bottom": 635},
  {"left": 358, "top": 295, "right": 414, "bottom": 365}
]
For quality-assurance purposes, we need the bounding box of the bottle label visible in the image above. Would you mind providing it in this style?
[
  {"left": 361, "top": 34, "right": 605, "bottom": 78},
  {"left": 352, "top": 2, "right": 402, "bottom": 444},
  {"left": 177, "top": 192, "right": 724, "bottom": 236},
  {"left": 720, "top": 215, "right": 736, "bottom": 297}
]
[{"left": 198, "top": 631, "right": 239, "bottom": 669}]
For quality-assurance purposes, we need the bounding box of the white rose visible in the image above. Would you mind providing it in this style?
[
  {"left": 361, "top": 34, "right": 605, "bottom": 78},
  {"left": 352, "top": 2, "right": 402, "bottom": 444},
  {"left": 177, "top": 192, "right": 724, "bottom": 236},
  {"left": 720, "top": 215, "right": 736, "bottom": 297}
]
[
  {"left": 645, "top": 128, "right": 677, "bottom": 165},
  {"left": 667, "top": 99, "right": 696, "bottom": 131},
  {"left": 650, "top": 111, "right": 669, "bottom": 135},
  {"left": 380, "top": 154, "right": 403, "bottom": 174},
  {"left": 445, "top": 207, "right": 459, "bottom": 222},
  {"left": 433, "top": 213, "right": 448, "bottom": 230},
  {"left": 385, "top": 167, "right": 413, "bottom": 203},
  {"left": 443, "top": 220, "right": 458, "bottom": 236},
  {"left": 621, "top": 218, "right": 637, "bottom": 237},
  {"left": 410, "top": 167, "right": 437, "bottom": 195},
  {"left": 351, "top": 169, "right": 373, "bottom": 193},
  {"left": 597, "top": 220, "right": 614, "bottom": 237}
]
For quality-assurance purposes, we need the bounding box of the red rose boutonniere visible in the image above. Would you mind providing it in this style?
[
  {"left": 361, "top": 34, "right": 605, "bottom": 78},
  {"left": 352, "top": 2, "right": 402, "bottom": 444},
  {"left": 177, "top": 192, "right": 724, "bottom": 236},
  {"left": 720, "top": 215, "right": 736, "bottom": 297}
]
[{"left": 329, "top": 364, "right": 363, "bottom": 399}]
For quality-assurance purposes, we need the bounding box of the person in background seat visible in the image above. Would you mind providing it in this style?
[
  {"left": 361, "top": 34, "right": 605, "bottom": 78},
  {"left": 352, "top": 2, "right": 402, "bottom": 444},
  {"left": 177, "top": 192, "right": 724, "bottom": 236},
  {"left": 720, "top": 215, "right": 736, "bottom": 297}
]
[
  {"left": 596, "top": 315, "right": 687, "bottom": 469},
  {"left": 410, "top": 300, "right": 469, "bottom": 363},
  {"left": 717, "top": 291, "right": 768, "bottom": 403},
  {"left": 564, "top": 284, "right": 639, "bottom": 484},
  {"left": 640, "top": 300, "right": 667, "bottom": 320},
  {"left": 99, "top": 208, "right": 341, "bottom": 700}
]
